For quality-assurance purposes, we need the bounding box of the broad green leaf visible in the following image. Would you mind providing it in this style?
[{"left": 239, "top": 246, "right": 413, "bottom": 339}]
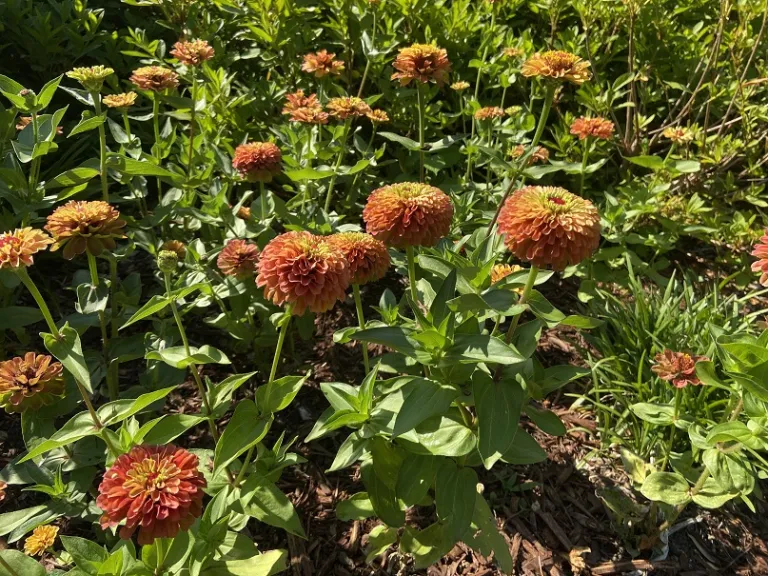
[
  {"left": 525, "top": 405, "right": 566, "bottom": 436},
  {"left": 256, "top": 372, "right": 309, "bottom": 415},
  {"left": 0, "top": 307, "right": 43, "bottom": 330},
  {"left": 691, "top": 478, "right": 739, "bottom": 509},
  {"left": 328, "top": 432, "right": 367, "bottom": 472},
  {"left": 626, "top": 154, "right": 665, "bottom": 171},
  {"left": 400, "top": 524, "right": 452, "bottom": 569},
  {"left": 120, "top": 295, "right": 170, "bottom": 329},
  {"left": 435, "top": 461, "right": 477, "bottom": 541},
  {"left": 214, "top": 400, "right": 272, "bottom": 471},
  {"left": 0, "top": 550, "right": 46, "bottom": 576},
  {"left": 200, "top": 549, "right": 288, "bottom": 576},
  {"left": 365, "top": 525, "right": 398, "bottom": 563},
  {"left": 560, "top": 315, "right": 604, "bottom": 329},
  {"left": 361, "top": 460, "right": 405, "bottom": 527},
  {"left": 702, "top": 449, "right": 755, "bottom": 494},
  {"left": 240, "top": 477, "right": 305, "bottom": 538},
  {"left": 444, "top": 334, "right": 524, "bottom": 365},
  {"left": 631, "top": 402, "right": 676, "bottom": 426},
  {"left": 61, "top": 536, "right": 108, "bottom": 574},
  {"left": 673, "top": 160, "right": 700, "bottom": 173},
  {"left": 378, "top": 131, "right": 420, "bottom": 151},
  {"left": 352, "top": 327, "right": 428, "bottom": 361},
  {"left": 0, "top": 506, "right": 48, "bottom": 538},
  {"left": 19, "top": 412, "right": 97, "bottom": 462},
  {"left": 397, "top": 453, "right": 438, "bottom": 507},
  {"left": 45, "top": 165, "right": 100, "bottom": 189},
  {"left": 465, "top": 495, "right": 514, "bottom": 573},
  {"left": 107, "top": 153, "right": 180, "bottom": 181},
  {"left": 68, "top": 111, "right": 105, "bottom": 137},
  {"left": 43, "top": 323, "right": 92, "bottom": 392},
  {"left": 336, "top": 493, "right": 375, "bottom": 521},
  {"left": 474, "top": 372, "right": 524, "bottom": 468},
  {"left": 75, "top": 282, "right": 110, "bottom": 315},
  {"left": 139, "top": 414, "right": 206, "bottom": 445},
  {"left": 36, "top": 75, "right": 63, "bottom": 110},
  {"left": 284, "top": 167, "right": 333, "bottom": 181},
  {"left": 145, "top": 345, "right": 230, "bottom": 369},
  {"left": 393, "top": 379, "right": 459, "bottom": 437},
  {"left": 527, "top": 291, "right": 566, "bottom": 324},
  {"left": 640, "top": 472, "right": 691, "bottom": 505},
  {"left": 501, "top": 430, "right": 547, "bottom": 464},
  {"left": 401, "top": 415, "right": 476, "bottom": 457},
  {"left": 96, "top": 386, "right": 176, "bottom": 426}
]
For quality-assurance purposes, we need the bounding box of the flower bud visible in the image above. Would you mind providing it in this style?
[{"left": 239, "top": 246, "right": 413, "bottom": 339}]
[{"left": 157, "top": 250, "right": 179, "bottom": 274}]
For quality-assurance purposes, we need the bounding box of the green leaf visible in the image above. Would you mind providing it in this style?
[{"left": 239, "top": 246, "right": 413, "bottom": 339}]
[
  {"left": 393, "top": 379, "right": 459, "bottom": 437},
  {"left": 444, "top": 334, "right": 524, "bottom": 365},
  {"left": 502, "top": 430, "right": 547, "bottom": 464},
  {"left": 106, "top": 153, "right": 180, "bottom": 181},
  {"left": 626, "top": 154, "right": 665, "bottom": 171},
  {"left": 705, "top": 421, "right": 760, "bottom": 448},
  {"left": 68, "top": 111, "right": 105, "bottom": 137},
  {"left": 0, "top": 550, "right": 46, "bottom": 576},
  {"left": 474, "top": 372, "right": 524, "bottom": 468},
  {"left": 352, "top": 327, "right": 428, "bottom": 361},
  {"left": 465, "top": 495, "right": 514, "bottom": 573},
  {"left": 145, "top": 345, "right": 230, "bottom": 369},
  {"left": 702, "top": 449, "right": 755, "bottom": 494},
  {"left": 256, "top": 372, "right": 309, "bottom": 415},
  {"left": 45, "top": 165, "right": 100, "bottom": 189},
  {"left": 361, "top": 460, "right": 405, "bottom": 527},
  {"left": 60, "top": 536, "right": 108, "bottom": 575},
  {"left": 435, "top": 461, "right": 478, "bottom": 542},
  {"left": 560, "top": 315, "right": 604, "bottom": 329},
  {"left": 0, "top": 307, "right": 43, "bottom": 330},
  {"left": 240, "top": 477, "right": 305, "bottom": 538},
  {"left": 96, "top": 386, "right": 176, "bottom": 426},
  {"left": 328, "top": 432, "right": 367, "bottom": 472},
  {"left": 19, "top": 412, "right": 97, "bottom": 462},
  {"left": 43, "top": 323, "right": 92, "bottom": 392},
  {"left": 673, "top": 160, "right": 701, "bottom": 173},
  {"left": 525, "top": 405, "right": 566, "bottom": 436},
  {"left": 631, "top": 402, "right": 676, "bottom": 426},
  {"left": 397, "top": 453, "right": 438, "bottom": 507},
  {"left": 284, "top": 167, "right": 334, "bottom": 181},
  {"left": 214, "top": 400, "right": 271, "bottom": 471},
  {"left": 200, "top": 549, "right": 288, "bottom": 576},
  {"left": 336, "top": 493, "right": 375, "bottom": 521},
  {"left": 400, "top": 523, "right": 452, "bottom": 569},
  {"left": 378, "top": 131, "right": 421, "bottom": 151},
  {"left": 139, "top": 414, "right": 205, "bottom": 445},
  {"left": 75, "top": 282, "right": 110, "bottom": 315},
  {"left": 403, "top": 415, "right": 476, "bottom": 457},
  {"left": 120, "top": 295, "right": 170, "bottom": 329},
  {"left": 36, "top": 75, "right": 63, "bottom": 110},
  {"left": 691, "top": 477, "right": 739, "bottom": 509},
  {"left": 526, "top": 291, "right": 566, "bottom": 324},
  {"left": 365, "top": 525, "right": 398, "bottom": 563},
  {"left": 640, "top": 472, "right": 691, "bottom": 505}
]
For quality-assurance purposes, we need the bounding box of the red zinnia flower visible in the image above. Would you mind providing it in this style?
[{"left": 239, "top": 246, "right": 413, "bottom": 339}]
[
  {"left": 652, "top": 350, "right": 708, "bottom": 388},
  {"left": 217, "top": 239, "right": 260, "bottom": 278},
  {"left": 256, "top": 231, "right": 351, "bottom": 316},
  {"left": 327, "top": 232, "right": 390, "bottom": 286},
  {"left": 497, "top": 186, "right": 600, "bottom": 271},
  {"left": 751, "top": 230, "right": 768, "bottom": 286},
  {"left": 363, "top": 182, "right": 454, "bottom": 249},
  {"left": 97, "top": 445, "right": 206, "bottom": 545}
]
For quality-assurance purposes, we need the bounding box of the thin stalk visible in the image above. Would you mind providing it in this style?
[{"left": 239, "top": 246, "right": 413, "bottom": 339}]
[
  {"left": 352, "top": 284, "right": 370, "bottom": 374},
  {"left": 260, "top": 181, "right": 267, "bottom": 222},
  {"left": 323, "top": 119, "right": 352, "bottom": 213},
  {"left": 345, "top": 129, "right": 377, "bottom": 207},
  {"left": 108, "top": 257, "right": 120, "bottom": 400},
  {"left": 91, "top": 91, "right": 109, "bottom": 201},
  {"left": 357, "top": 12, "right": 377, "bottom": 97},
  {"left": 152, "top": 93, "right": 162, "bottom": 198},
  {"left": 661, "top": 388, "right": 682, "bottom": 469},
  {"left": 579, "top": 137, "right": 590, "bottom": 195},
  {"left": 269, "top": 311, "right": 291, "bottom": 384},
  {"left": 88, "top": 253, "right": 115, "bottom": 401},
  {"left": 28, "top": 111, "right": 41, "bottom": 196},
  {"left": 469, "top": 7, "right": 496, "bottom": 145},
  {"left": 406, "top": 246, "right": 419, "bottom": 304},
  {"left": 121, "top": 110, "right": 132, "bottom": 137},
  {"left": 416, "top": 82, "right": 425, "bottom": 182},
  {"left": 494, "top": 266, "right": 538, "bottom": 381},
  {"left": 154, "top": 538, "right": 167, "bottom": 576},
  {"left": 16, "top": 267, "right": 58, "bottom": 335},
  {"left": 187, "top": 67, "right": 197, "bottom": 178}
]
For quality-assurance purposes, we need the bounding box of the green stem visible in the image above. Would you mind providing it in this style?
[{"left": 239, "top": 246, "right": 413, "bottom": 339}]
[
  {"left": 269, "top": 311, "right": 292, "bottom": 384},
  {"left": 235, "top": 445, "right": 254, "bottom": 486},
  {"left": 188, "top": 67, "right": 197, "bottom": 178},
  {"left": 579, "top": 137, "right": 589, "bottom": 195},
  {"left": 323, "top": 119, "right": 352, "bottom": 213},
  {"left": 28, "top": 111, "right": 40, "bottom": 197},
  {"left": 88, "top": 253, "right": 115, "bottom": 400},
  {"left": 92, "top": 91, "right": 109, "bottom": 201},
  {"left": 152, "top": 93, "right": 162, "bottom": 198},
  {"left": 417, "top": 82, "right": 425, "bottom": 183},
  {"left": 16, "top": 267, "right": 58, "bottom": 336},
  {"left": 357, "top": 13, "right": 377, "bottom": 97},
  {"left": 122, "top": 111, "right": 132, "bottom": 137},
  {"left": 108, "top": 257, "right": 120, "bottom": 401},
  {"left": 406, "top": 246, "right": 419, "bottom": 304},
  {"left": 154, "top": 538, "right": 167, "bottom": 576},
  {"left": 346, "top": 129, "right": 376, "bottom": 208},
  {"left": 495, "top": 266, "right": 539, "bottom": 381},
  {"left": 260, "top": 181, "right": 267, "bottom": 223},
  {"left": 661, "top": 388, "right": 682, "bottom": 469},
  {"left": 352, "top": 284, "right": 370, "bottom": 374},
  {"left": 466, "top": 7, "right": 496, "bottom": 179}
]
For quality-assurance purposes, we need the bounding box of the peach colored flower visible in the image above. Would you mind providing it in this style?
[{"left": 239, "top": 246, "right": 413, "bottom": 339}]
[
  {"left": 570, "top": 116, "right": 614, "bottom": 140},
  {"left": 0, "top": 228, "right": 53, "bottom": 269},
  {"left": 0, "top": 353, "right": 64, "bottom": 414},
  {"left": 256, "top": 231, "right": 350, "bottom": 316},
  {"left": 130, "top": 66, "right": 179, "bottom": 92},
  {"left": 502, "top": 47, "right": 524, "bottom": 59},
  {"left": 170, "top": 39, "right": 215, "bottom": 66},
  {"left": 301, "top": 50, "right": 345, "bottom": 78},
  {"left": 45, "top": 201, "right": 126, "bottom": 259},
  {"left": 97, "top": 445, "right": 206, "bottom": 545},
  {"left": 510, "top": 145, "right": 549, "bottom": 164},
  {"left": 103, "top": 92, "right": 138, "bottom": 109},
  {"left": 652, "top": 350, "right": 708, "bottom": 388},
  {"left": 367, "top": 109, "right": 389, "bottom": 124},
  {"left": 232, "top": 142, "right": 282, "bottom": 182},
  {"left": 497, "top": 186, "right": 600, "bottom": 271},
  {"left": 450, "top": 81, "right": 470, "bottom": 91},
  {"left": 662, "top": 126, "right": 694, "bottom": 144},
  {"left": 24, "top": 525, "right": 58, "bottom": 556},
  {"left": 0, "top": 481, "right": 6, "bottom": 503},
  {"left": 217, "top": 239, "right": 260, "bottom": 278},
  {"left": 474, "top": 106, "right": 505, "bottom": 121},
  {"left": 327, "top": 232, "right": 390, "bottom": 286},
  {"left": 327, "top": 97, "right": 372, "bottom": 120},
  {"left": 522, "top": 51, "right": 591, "bottom": 84},
  {"left": 491, "top": 263, "right": 522, "bottom": 284},
  {"left": 282, "top": 91, "right": 328, "bottom": 124},
  {"left": 391, "top": 44, "right": 451, "bottom": 86},
  {"left": 751, "top": 230, "right": 768, "bottom": 285},
  {"left": 363, "top": 182, "right": 454, "bottom": 249}
]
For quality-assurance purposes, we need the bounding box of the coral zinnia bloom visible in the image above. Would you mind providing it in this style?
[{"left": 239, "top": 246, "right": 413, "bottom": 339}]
[
  {"left": 24, "top": 524, "right": 58, "bottom": 556},
  {"left": 103, "top": 92, "right": 138, "bottom": 109},
  {"left": 327, "top": 97, "right": 372, "bottom": 120},
  {"left": 217, "top": 239, "right": 260, "bottom": 278},
  {"left": 0, "top": 228, "right": 53, "bottom": 269},
  {"left": 570, "top": 116, "right": 614, "bottom": 140},
  {"left": 290, "top": 107, "right": 329, "bottom": 124},
  {"left": 510, "top": 145, "right": 549, "bottom": 165},
  {"left": 491, "top": 263, "right": 522, "bottom": 284},
  {"left": 327, "top": 232, "right": 390, "bottom": 286},
  {"left": 367, "top": 109, "right": 389, "bottom": 124},
  {"left": 301, "top": 50, "right": 345, "bottom": 78},
  {"left": 474, "top": 106, "right": 505, "bottom": 121},
  {"left": 391, "top": 43, "right": 451, "bottom": 86},
  {"left": 751, "top": 230, "right": 768, "bottom": 285},
  {"left": 662, "top": 126, "right": 694, "bottom": 144},
  {"left": 256, "top": 231, "right": 350, "bottom": 316},
  {"left": 497, "top": 186, "right": 600, "bottom": 271},
  {"left": 66, "top": 65, "right": 114, "bottom": 92},
  {"left": 130, "top": 66, "right": 179, "bottom": 92},
  {"left": 170, "top": 39, "right": 215, "bottom": 66},
  {"left": 232, "top": 142, "right": 282, "bottom": 182},
  {"left": 0, "top": 353, "right": 64, "bottom": 414},
  {"left": 363, "top": 182, "right": 454, "bottom": 249},
  {"left": 450, "top": 81, "right": 470, "bottom": 91},
  {"left": 97, "top": 445, "right": 206, "bottom": 545},
  {"left": 282, "top": 89, "right": 321, "bottom": 114},
  {"left": 522, "top": 51, "right": 591, "bottom": 84},
  {"left": 652, "top": 350, "right": 708, "bottom": 388},
  {"left": 45, "top": 201, "right": 126, "bottom": 260}
]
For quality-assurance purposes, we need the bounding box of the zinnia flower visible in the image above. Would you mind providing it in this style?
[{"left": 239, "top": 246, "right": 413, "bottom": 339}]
[
  {"left": 0, "top": 353, "right": 64, "bottom": 414},
  {"left": 301, "top": 50, "right": 345, "bottom": 77},
  {"left": 0, "top": 228, "right": 53, "bottom": 269},
  {"left": 521, "top": 51, "right": 591, "bottom": 84},
  {"left": 103, "top": 92, "right": 138, "bottom": 109},
  {"left": 66, "top": 65, "right": 114, "bottom": 92},
  {"left": 170, "top": 39, "right": 215, "bottom": 66},
  {"left": 751, "top": 230, "right": 768, "bottom": 285},
  {"left": 97, "top": 445, "right": 206, "bottom": 545},
  {"left": 652, "top": 350, "right": 708, "bottom": 388},
  {"left": 161, "top": 240, "right": 186, "bottom": 259},
  {"left": 391, "top": 43, "right": 451, "bottom": 86},
  {"left": 217, "top": 239, "right": 260, "bottom": 278},
  {"left": 367, "top": 109, "right": 389, "bottom": 124},
  {"left": 256, "top": 231, "right": 350, "bottom": 316},
  {"left": 474, "top": 106, "right": 505, "bottom": 121},
  {"left": 0, "top": 481, "right": 6, "bottom": 503},
  {"left": 327, "top": 232, "right": 390, "bottom": 286},
  {"left": 662, "top": 126, "right": 694, "bottom": 144},
  {"left": 24, "top": 525, "right": 58, "bottom": 556},
  {"left": 282, "top": 90, "right": 328, "bottom": 124},
  {"left": 45, "top": 201, "right": 127, "bottom": 260},
  {"left": 570, "top": 117, "right": 614, "bottom": 140},
  {"left": 451, "top": 81, "right": 470, "bottom": 91},
  {"left": 130, "top": 66, "right": 179, "bottom": 92},
  {"left": 496, "top": 186, "right": 600, "bottom": 271},
  {"left": 232, "top": 142, "right": 282, "bottom": 182},
  {"left": 491, "top": 263, "right": 522, "bottom": 284},
  {"left": 363, "top": 182, "right": 454, "bottom": 248},
  {"left": 510, "top": 145, "right": 549, "bottom": 165},
  {"left": 236, "top": 205, "right": 252, "bottom": 220},
  {"left": 327, "top": 97, "right": 372, "bottom": 120}
]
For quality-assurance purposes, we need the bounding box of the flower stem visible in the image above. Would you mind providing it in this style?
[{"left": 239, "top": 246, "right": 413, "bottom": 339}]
[
  {"left": 152, "top": 93, "right": 162, "bottom": 198},
  {"left": 495, "top": 266, "right": 538, "bottom": 381},
  {"left": 122, "top": 111, "right": 132, "bottom": 137},
  {"left": 352, "top": 284, "right": 370, "bottom": 374},
  {"left": 88, "top": 253, "right": 116, "bottom": 401},
  {"left": 466, "top": 7, "right": 496, "bottom": 180},
  {"left": 323, "top": 118, "right": 352, "bottom": 213},
  {"left": 579, "top": 137, "right": 589, "bottom": 195},
  {"left": 357, "top": 12, "right": 377, "bottom": 97},
  {"left": 16, "top": 267, "right": 59, "bottom": 336},
  {"left": 91, "top": 91, "right": 109, "bottom": 201},
  {"left": 108, "top": 257, "right": 120, "bottom": 401},
  {"left": 154, "top": 537, "right": 167, "bottom": 576},
  {"left": 417, "top": 82, "right": 425, "bottom": 183},
  {"left": 187, "top": 67, "right": 197, "bottom": 178},
  {"left": 28, "top": 111, "right": 40, "bottom": 197},
  {"left": 661, "top": 388, "right": 682, "bottom": 469},
  {"left": 260, "top": 181, "right": 267, "bottom": 223},
  {"left": 269, "top": 311, "right": 292, "bottom": 384},
  {"left": 406, "top": 246, "right": 419, "bottom": 304}
]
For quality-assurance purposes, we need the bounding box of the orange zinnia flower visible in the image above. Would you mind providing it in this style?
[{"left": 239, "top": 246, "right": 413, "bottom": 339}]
[
  {"left": 363, "top": 182, "right": 454, "bottom": 249},
  {"left": 130, "top": 66, "right": 179, "bottom": 91},
  {"left": 0, "top": 353, "right": 64, "bottom": 413},
  {"left": 0, "top": 481, "right": 6, "bottom": 503},
  {"left": 217, "top": 239, "right": 260, "bottom": 278},
  {"left": 366, "top": 109, "right": 389, "bottom": 124},
  {"left": 522, "top": 51, "right": 591, "bottom": 84},
  {"left": 97, "top": 445, "right": 206, "bottom": 545},
  {"left": 662, "top": 126, "right": 694, "bottom": 144},
  {"left": 327, "top": 97, "right": 372, "bottom": 120},
  {"left": 103, "top": 92, "right": 138, "bottom": 109},
  {"left": 45, "top": 201, "right": 126, "bottom": 259},
  {"left": 497, "top": 186, "right": 600, "bottom": 271},
  {"left": 0, "top": 228, "right": 53, "bottom": 269},
  {"left": 232, "top": 142, "right": 282, "bottom": 182},
  {"left": 491, "top": 263, "right": 522, "bottom": 284},
  {"left": 474, "top": 106, "right": 505, "bottom": 121},
  {"left": 751, "top": 230, "right": 768, "bottom": 285},
  {"left": 570, "top": 116, "right": 614, "bottom": 140},
  {"left": 170, "top": 39, "right": 215, "bottom": 66},
  {"left": 391, "top": 44, "right": 451, "bottom": 86},
  {"left": 282, "top": 90, "right": 328, "bottom": 124},
  {"left": 510, "top": 145, "right": 549, "bottom": 165},
  {"left": 652, "top": 350, "right": 708, "bottom": 388},
  {"left": 327, "top": 232, "right": 390, "bottom": 286},
  {"left": 24, "top": 525, "right": 58, "bottom": 556},
  {"left": 301, "top": 50, "right": 345, "bottom": 78},
  {"left": 256, "top": 231, "right": 350, "bottom": 316}
]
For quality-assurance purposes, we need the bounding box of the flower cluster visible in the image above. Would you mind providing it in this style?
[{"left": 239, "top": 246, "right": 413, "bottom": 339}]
[
  {"left": 327, "top": 97, "right": 372, "bottom": 120},
  {"left": 391, "top": 44, "right": 452, "bottom": 86},
  {"left": 652, "top": 350, "right": 708, "bottom": 388},
  {"left": 130, "top": 66, "right": 179, "bottom": 92},
  {"left": 170, "top": 39, "right": 215, "bottom": 66},
  {"left": 0, "top": 353, "right": 64, "bottom": 413},
  {"left": 45, "top": 201, "right": 127, "bottom": 259},
  {"left": 302, "top": 50, "right": 344, "bottom": 77},
  {"left": 0, "top": 228, "right": 52, "bottom": 269},
  {"left": 232, "top": 142, "right": 282, "bottom": 182},
  {"left": 363, "top": 182, "right": 454, "bottom": 249},
  {"left": 522, "top": 51, "right": 591, "bottom": 84},
  {"left": 218, "top": 239, "right": 260, "bottom": 278},
  {"left": 497, "top": 186, "right": 600, "bottom": 271},
  {"left": 570, "top": 116, "right": 614, "bottom": 140},
  {"left": 327, "top": 232, "right": 390, "bottom": 286},
  {"left": 97, "top": 445, "right": 206, "bottom": 545}
]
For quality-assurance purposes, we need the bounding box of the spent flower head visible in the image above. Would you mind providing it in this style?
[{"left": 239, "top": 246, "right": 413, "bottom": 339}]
[
  {"left": 130, "top": 66, "right": 179, "bottom": 92},
  {"left": 45, "top": 201, "right": 127, "bottom": 260},
  {"left": 170, "top": 39, "right": 215, "bottom": 66},
  {"left": 0, "top": 228, "right": 53, "bottom": 270},
  {"left": 161, "top": 240, "right": 186, "bottom": 259},
  {"left": 391, "top": 43, "right": 451, "bottom": 86},
  {"left": 232, "top": 142, "right": 282, "bottom": 182},
  {"left": 302, "top": 50, "right": 345, "bottom": 78},
  {"left": 327, "top": 232, "right": 391, "bottom": 286},
  {"left": 157, "top": 250, "right": 179, "bottom": 274},
  {"left": 522, "top": 51, "right": 591, "bottom": 84},
  {"left": 24, "top": 524, "right": 58, "bottom": 556},
  {"left": 103, "top": 92, "right": 138, "bottom": 109},
  {"left": 0, "top": 353, "right": 64, "bottom": 414},
  {"left": 66, "top": 65, "right": 114, "bottom": 92},
  {"left": 510, "top": 144, "right": 549, "bottom": 165},
  {"left": 652, "top": 350, "right": 708, "bottom": 388}
]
